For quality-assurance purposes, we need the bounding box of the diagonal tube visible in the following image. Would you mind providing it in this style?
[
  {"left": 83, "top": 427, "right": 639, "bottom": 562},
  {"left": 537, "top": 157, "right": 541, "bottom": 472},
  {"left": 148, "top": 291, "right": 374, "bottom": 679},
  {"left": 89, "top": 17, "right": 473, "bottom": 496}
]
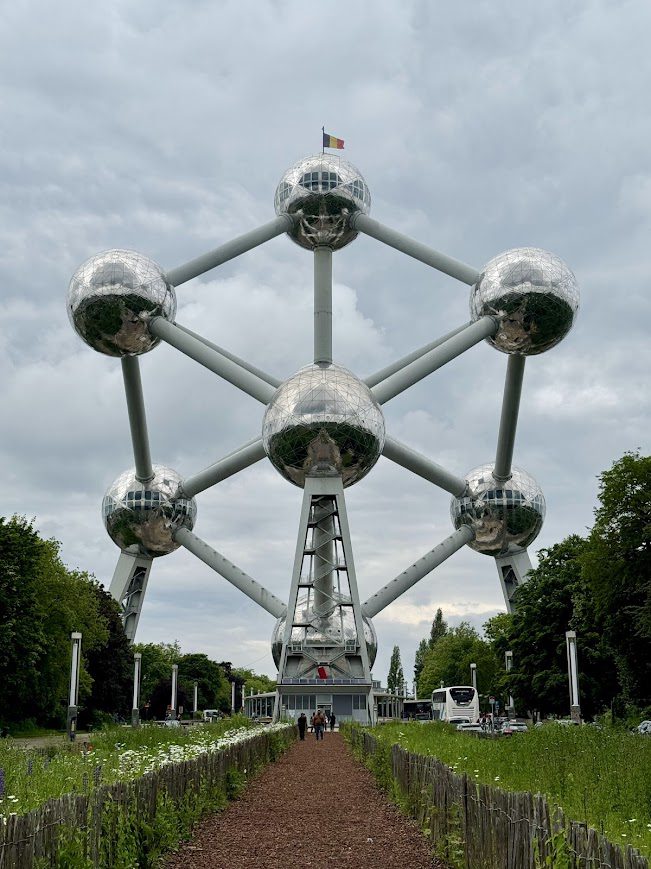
[
  {"left": 180, "top": 437, "right": 267, "bottom": 498},
  {"left": 121, "top": 356, "right": 154, "bottom": 483},
  {"left": 165, "top": 215, "right": 293, "bottom": 286},
  {"left": 372, "top": 317, "right": 498, "bottom": 405},
  {"left": 364, "top": 322, "right": 471, "bottom": 388},
  {"left": 175, "top": 526, "right": 287, "bottom": 619},
  {"left": 382, "top": 435, "right": 467, "bottom": 497},
  {"left": 361, "top": 526, "right": 474, "bottom": 618},
  {"left": 173, "top": 323, "right": 281, "bottom": 388},
  {"left": 148, "top": 317, "right": 277, "bottom": 404},
  {"left": 493, "top": 355, "right": 526, "bottom": 482},
  {"left": 351, "top": 213, "right": 481, "bottom": 285}
]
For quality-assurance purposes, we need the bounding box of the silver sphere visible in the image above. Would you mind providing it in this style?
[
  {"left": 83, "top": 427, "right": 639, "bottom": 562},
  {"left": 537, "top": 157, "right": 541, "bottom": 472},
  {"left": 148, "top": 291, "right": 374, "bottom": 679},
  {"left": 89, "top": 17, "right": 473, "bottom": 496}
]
[
  {"left": 67, "top": 249, "right": 176, "bottom": 356},
  {"left": 274, "top": 154, "right": 371, "bottom": 251},
  {"left": 262, "top": 363, "right": 385, "bottom": 488},
  {"left": 102, "top": 464, "right": 196, "bottom": 557},
  {"left": 271, "top": 595, "right": 377, "bottom": 668},
  {"left": 451, "top": 464, "right": 545, "bottom": 556},
  {"left": 471, "top": 247, "right": 579, "bottom": 355}
]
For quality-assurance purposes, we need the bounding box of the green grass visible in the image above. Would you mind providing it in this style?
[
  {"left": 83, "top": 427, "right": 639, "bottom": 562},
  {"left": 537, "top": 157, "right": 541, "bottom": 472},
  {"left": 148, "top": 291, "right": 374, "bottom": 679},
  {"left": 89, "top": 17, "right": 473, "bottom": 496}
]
[
  {"left": 369, "top": 722, "right": 651, "bottom": 858},
  {"left": 0, "top": 716, "right": 258, "bottom": 817}
]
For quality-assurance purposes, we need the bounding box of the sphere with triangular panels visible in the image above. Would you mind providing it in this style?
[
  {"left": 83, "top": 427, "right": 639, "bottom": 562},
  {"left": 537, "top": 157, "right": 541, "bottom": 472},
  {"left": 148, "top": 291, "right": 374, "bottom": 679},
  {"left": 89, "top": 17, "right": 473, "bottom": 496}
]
[
  {"left": 270, "top": 594, "right": 378, "bottom": 668},
  {"left": 274, "top": 154, "right": 371, "bottom": 251},
  {"left": 262, "top": 363, "right": 385, "bottom": 488},
  {"left": 67, "top": 249, "right": 176, "bottom": 357},
  {"left": 102, "top": 465, "right": 196, "bottom": 557},
  {"left": 450, "top": 464, "right": 545, "bottom": 556},
  {"left": 471, "top": 247, "right": 579, "bottom": 355}
]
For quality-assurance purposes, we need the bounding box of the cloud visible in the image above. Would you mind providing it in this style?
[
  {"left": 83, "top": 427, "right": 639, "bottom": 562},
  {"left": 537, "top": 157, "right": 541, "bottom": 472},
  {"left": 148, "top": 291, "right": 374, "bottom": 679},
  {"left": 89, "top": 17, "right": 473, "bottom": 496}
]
[{"left": 0, "top": 0, "right": 649, "bottom": 686}]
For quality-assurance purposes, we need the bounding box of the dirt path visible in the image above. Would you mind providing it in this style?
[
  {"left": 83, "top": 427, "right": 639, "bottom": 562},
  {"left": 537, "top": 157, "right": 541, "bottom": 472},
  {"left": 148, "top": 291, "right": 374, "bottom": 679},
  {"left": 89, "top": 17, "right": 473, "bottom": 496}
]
[{"left": 165, "top": 733, "right": 444, "bottom": 868}]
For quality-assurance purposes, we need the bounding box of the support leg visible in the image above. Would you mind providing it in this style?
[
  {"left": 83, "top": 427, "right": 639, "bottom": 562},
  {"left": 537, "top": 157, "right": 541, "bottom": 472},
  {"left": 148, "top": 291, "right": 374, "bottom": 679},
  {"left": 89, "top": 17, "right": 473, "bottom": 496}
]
[
  {"left": 494, "top": 549, "right": 532, "bottom": 612},
  {"left": 109, "top": 551, "right": 153, "bottom": 642}
]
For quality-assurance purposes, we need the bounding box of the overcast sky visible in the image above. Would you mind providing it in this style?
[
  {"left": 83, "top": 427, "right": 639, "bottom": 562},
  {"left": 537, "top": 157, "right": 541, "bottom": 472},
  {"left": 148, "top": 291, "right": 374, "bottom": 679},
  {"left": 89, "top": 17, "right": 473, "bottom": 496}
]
[{"left": 1, "top": 0, "right": 649, "bottom": 686}]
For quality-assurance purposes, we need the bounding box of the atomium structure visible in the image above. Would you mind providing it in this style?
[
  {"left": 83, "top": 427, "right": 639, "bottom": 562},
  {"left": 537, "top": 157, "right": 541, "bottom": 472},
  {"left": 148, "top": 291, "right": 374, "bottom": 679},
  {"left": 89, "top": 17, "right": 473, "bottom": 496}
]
[{"left": 67, "top": 152, "right": 579, "bottom": 724}]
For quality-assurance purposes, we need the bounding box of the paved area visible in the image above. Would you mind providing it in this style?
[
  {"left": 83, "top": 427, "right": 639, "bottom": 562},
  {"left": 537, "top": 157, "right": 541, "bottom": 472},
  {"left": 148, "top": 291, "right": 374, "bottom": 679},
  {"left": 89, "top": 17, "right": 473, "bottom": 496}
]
[{"left": 165, "top": 733, "right": 445, "bottom": 868}]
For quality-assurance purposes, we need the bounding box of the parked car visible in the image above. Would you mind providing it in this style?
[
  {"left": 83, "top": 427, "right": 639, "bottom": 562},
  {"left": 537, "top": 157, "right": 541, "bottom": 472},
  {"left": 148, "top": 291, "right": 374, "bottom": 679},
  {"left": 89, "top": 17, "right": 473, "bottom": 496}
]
[
  {"left": 456, "top": 722, "right": 484, "bottom": 733},
  {"left": 448, "top": 716, "right": 471, "bottom": 726},
  {"left": 500, "top": 720, "right": 528, "bottom": 735}
]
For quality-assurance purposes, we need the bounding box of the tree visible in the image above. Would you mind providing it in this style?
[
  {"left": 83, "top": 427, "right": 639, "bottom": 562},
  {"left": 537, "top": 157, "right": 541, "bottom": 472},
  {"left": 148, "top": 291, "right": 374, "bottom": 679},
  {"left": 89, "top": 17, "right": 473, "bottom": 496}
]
[
  {"left": 429, "top": 608, "right": 448, "bottom": 649},
  {"left": 178, "top": 653, "right": 227, "bottom": 713},
  {"left": 413, "top": 638, "right": 429, "bottom": 684},
  {"left": 581, "top": 451, "right": 651, "bottom": 706},
  {"left": 418, "top": 623, "right": 499, "bottom": 702},
  {"left": 387, "top": 645, "right": 404, "bottom": 694},
  {"left": 132, "top": 641, "right": 181, "bottom": 708},
  {"left": 509, "top": 536, "right": 618, "bottom": 719},
  {"left": 83, "top": 584, "right": 133, "bottom": 725}
]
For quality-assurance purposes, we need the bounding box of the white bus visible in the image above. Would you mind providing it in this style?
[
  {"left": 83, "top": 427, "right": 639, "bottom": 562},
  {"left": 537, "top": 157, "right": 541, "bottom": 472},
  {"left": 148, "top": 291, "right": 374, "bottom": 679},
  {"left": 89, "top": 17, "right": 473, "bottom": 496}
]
[{"left": 431, "top": 686, "right": 479, "bottom": 724}]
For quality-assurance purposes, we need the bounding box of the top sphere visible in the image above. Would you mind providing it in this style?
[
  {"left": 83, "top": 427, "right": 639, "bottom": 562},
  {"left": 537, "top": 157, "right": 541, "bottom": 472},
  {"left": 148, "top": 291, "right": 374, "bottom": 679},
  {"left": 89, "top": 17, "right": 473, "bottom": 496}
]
[
  {"left": 274, "top": 155, "right": 371, "bottom": 251},
  {"left": 470, "top": 248, "right": 579, "bottom": 355},
  {"left": 68, "top": 249, "right": 176, "bottom": 357},
  {"left": 102, "top": 464, "right": 196, "bottom": 557},
  {"left": 262, "top": 363, "right": 385, "bottom": 488},
  {"left": 450, "top": 464, "right": 545, "bottom": 556}
]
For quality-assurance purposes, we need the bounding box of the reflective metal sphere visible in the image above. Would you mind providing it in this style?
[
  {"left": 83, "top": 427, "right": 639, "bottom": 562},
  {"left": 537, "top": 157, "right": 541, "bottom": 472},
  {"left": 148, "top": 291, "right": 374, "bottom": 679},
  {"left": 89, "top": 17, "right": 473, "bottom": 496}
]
[
  {"left": 470, "top": 248, "right": 579, "bottom": 355},
  {"left": 102, "top": 465, "right": 196, "bottom": 557},
  {"left": 68, "top": 249, "right": 176, "bottom": 356},
  {"left": 271, "top": 595, "right": 377, "bottom": 668},
  {"left": 450, "top": 464, "right": 545, "bottom": 556},
  {"left": 274, "top": 154, "right": 371, "bottom": 251},
  {"left": 262, "top": 363, "right": 385, "bottom": 488}
]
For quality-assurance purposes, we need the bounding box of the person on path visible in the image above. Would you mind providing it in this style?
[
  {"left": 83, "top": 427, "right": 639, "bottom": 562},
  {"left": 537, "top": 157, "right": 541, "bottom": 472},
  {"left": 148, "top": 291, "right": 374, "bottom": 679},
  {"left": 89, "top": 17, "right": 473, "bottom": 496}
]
[
  {"left": 329, "top": 712, "right": 336, "bottom": 732},
  {"left": 313, "top": 710, "right": 325, "bottom": 740},
  {"left": 297, "top": 712, "right": 307, "bottom": 740}
]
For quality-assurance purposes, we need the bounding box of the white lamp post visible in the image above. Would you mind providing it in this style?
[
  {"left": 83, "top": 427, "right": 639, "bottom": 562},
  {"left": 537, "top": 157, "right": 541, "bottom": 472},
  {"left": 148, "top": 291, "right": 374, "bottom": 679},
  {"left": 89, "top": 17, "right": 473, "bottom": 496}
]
[
  {"left": 67, "top": 632, "right": 82, "bottom": 741},
  {"left": 565, "top": 631, "right": 581, "bottom": 723}
]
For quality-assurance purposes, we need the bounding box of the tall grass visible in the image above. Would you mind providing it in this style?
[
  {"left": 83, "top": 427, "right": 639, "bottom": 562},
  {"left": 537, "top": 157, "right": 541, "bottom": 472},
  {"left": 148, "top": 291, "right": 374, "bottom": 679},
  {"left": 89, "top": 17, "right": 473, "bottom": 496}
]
[
  {"left": 0, "top": 716, "right": 259, "bottom": 817},
  {"left": 371, "top": 722, "right": 651, "bottom": 857}
]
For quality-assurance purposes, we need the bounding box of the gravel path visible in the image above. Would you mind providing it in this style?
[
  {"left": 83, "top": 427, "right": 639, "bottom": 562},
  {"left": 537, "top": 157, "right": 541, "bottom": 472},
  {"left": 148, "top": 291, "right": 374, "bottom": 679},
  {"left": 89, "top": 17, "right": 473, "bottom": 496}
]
[{"left": 165, "top": 733, "right": 445, "bottom": 868}]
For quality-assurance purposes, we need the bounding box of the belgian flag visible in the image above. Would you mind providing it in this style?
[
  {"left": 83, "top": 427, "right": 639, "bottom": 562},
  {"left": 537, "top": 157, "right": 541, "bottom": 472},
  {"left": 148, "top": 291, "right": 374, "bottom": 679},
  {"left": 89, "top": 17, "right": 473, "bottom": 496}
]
[{"left": 323, "top": 131, "right": 344, "bottom": 149}]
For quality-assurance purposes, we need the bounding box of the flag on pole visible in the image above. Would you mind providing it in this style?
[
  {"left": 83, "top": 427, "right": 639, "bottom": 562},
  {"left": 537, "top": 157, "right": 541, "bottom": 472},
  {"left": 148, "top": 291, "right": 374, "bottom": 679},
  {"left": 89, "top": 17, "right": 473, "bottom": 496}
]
[
  {"left": 317, "top": 666, "right": 329, "bottom": 679},
  {"left": 323, "top": 131, "right": 344, "bottom": 150}
]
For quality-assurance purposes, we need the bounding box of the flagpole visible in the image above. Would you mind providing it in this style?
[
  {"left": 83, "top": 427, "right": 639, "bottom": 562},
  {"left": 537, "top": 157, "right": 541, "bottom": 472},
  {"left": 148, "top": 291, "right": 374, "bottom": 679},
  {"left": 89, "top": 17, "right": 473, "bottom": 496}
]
[{"left": 322, "top": 126, "right": 325, "bottom": 154}]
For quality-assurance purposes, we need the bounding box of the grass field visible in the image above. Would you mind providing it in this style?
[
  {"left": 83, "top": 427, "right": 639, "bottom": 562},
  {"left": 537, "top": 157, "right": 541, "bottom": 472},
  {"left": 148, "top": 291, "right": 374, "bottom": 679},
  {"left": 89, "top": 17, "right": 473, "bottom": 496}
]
[
  {"left": 0, "top": 716, "right": 280, "bottom": 819},
  {"left": 371, "top": 721, "right": 651, "bottom": 858}
]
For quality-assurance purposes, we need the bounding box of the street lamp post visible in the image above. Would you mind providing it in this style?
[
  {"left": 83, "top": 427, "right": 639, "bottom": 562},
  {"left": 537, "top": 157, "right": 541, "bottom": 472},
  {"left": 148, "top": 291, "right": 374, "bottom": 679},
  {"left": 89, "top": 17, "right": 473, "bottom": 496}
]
[
  {"left": 504, "top": 650, "right": 514, "bottom": 716},
  {"left": 565, "top": 631, "right": 581, "bottom": 723},
  {"left": 67, "top": 632, "right": 82, "bottom": 741},
  {"left": 171, "top": 664, "right": 178, "bottom": 720},
  {"left": 132, "top": 652, "right": 142, "bottom": 727},
  {"left": 470, "top": 662, "right": 477, "bottom": 691}
]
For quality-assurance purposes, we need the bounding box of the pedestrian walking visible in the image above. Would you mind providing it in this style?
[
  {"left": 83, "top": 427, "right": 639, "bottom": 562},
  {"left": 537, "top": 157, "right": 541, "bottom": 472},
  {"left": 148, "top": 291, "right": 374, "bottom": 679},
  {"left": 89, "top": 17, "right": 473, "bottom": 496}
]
[
  {"left": 329, "top": 712, "right": 336, "bottom": 732},
  {"left": 297, "top": 712, "right": 307, "bottom": 740}
]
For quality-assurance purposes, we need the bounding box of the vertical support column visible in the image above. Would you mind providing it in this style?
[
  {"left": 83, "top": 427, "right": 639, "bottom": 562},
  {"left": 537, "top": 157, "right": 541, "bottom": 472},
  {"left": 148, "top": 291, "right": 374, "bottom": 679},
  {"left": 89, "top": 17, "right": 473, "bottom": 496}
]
[
  {"left": 67, "top": 632, "right": 82, "bottom": 741},
  {"left": 504, "top": 650, "right": 515, "bottom": 716},
  {"left": 171, "top": 664, "right": 178, "bottom": 720},
  {"left": 121, "top": 356, "right": 154, "bottom": 483},
  {"left": 494, "top": 355, "right": 526, "bottom": 482},
  {"left": 565, "top": 631, "right": 581, "bottom": 722},
  {"left": 132, "top": 652, "right": 142, "bottom": 727},
  {"left": 470, "top": 662, "right": 477, "bottom": 692},
  {"left": 312, "top": 499, "right": 335, "bottom": 616},
  {"left": 314, "top": 246, "right": 333, "bottom": 364}
]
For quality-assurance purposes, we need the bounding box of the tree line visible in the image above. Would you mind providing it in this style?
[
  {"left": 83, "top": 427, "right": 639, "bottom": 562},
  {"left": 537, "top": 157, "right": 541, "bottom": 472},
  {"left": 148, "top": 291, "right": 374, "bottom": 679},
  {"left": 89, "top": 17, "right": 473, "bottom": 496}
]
[
  {"left": 394, "top": 451, "right": 650, "bottom": 721},
  {"left": 0, "top": 516, "right": 274, "bottom": 732}
]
